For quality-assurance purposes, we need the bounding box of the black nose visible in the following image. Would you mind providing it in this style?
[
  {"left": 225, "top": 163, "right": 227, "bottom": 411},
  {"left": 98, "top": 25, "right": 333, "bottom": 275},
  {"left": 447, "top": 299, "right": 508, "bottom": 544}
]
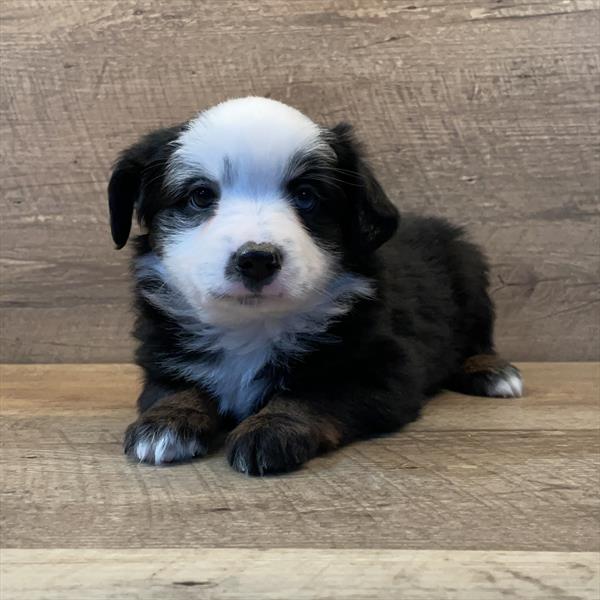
[{"left": 234, "top": 242, "right": 283, "bottom": 287}]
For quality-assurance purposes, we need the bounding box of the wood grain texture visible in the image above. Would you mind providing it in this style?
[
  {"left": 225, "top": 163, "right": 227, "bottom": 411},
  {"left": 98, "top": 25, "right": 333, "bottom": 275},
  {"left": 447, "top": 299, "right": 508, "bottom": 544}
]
[
  {"left": 0, "top": 0, "right": 599, "bottom": 362},
  {"left": 1, "top": 362, "right": 598, "bottom": 553},
  {"left": 2, "top": 549, "right": 599, "bottom": 600}
]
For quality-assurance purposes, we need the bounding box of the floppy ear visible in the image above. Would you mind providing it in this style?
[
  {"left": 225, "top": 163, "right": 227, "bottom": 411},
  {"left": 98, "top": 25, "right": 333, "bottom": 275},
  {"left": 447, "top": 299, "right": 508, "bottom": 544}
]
[
  {"left": 328, "top": 123, "right": 399, "bottom": 253},
  {"left": 108, "top": 125, "right": 184, "bottom": 249}
]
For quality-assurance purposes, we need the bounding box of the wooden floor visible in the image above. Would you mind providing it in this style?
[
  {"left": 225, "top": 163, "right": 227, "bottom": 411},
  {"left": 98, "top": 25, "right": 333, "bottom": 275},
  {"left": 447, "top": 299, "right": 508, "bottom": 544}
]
[{"left": 1, "top": 363, "right": 598, "bottom": 599}]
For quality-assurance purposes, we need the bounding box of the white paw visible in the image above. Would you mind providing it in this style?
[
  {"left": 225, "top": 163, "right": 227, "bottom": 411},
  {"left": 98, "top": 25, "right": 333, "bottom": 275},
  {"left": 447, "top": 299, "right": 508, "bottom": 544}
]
[
  {"left": 486, "top": 371, "right": 523, "bottom": 398},
  {"left": 124, "top": 416, "right": 210, "bottom": 465},
  {"left": 132, "top": 430, "right": 206, "bottom": 464}
]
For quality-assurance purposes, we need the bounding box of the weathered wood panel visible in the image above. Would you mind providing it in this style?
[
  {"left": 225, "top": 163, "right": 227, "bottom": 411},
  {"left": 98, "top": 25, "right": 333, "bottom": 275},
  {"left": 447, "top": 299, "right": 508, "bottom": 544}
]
[
  {"left": 1, "top": 0, "right": 599, "bottom": 361},
  {"left": 1, "top": 363, "right": 599, "bottom": 551},
  {"left": 2, "top": 549, "right": 599, "bottom": 600}
]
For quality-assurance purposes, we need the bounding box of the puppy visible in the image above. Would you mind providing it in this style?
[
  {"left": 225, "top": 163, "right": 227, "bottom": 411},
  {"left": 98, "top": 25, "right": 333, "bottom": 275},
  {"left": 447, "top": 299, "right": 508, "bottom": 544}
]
[{"left": 108, "top": 97, "right": 522, "bottom": 475}]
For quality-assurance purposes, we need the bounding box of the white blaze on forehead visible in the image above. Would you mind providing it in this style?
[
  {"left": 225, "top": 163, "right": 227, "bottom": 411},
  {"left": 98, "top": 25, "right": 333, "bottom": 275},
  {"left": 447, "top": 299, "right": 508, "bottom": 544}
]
[{"left": 168, "top": 96, "right": 332, "bottom": 190}]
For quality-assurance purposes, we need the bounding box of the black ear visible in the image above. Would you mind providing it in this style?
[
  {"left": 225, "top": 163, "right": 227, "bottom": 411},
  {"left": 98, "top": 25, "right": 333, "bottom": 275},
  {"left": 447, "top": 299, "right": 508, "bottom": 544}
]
[
  {"left": 108, "top": 156, "right": 141, "bottom": 249},
  {"left": 108, "top": 125, "right": 184, "bottom": 249},
  {"left": 328, "top": 123, "right": 399, "bottom": 253}
]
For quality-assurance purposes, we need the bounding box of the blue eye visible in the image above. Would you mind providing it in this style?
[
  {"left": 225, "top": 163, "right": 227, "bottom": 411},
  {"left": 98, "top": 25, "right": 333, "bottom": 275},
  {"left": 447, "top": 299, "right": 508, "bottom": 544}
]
[
  {"left": 189, "top": 185, "right": 217, "bottom": 209},
  {"left": 293, "top": 187, "right": 318, "bottom": 212}
]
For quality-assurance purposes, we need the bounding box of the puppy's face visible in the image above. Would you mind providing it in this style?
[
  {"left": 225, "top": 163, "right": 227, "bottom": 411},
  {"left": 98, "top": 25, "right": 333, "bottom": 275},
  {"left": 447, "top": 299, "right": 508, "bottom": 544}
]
[
  {"left": 158, "top": 99, "right": 338, "bottom": 321},
  {"left": 109, "top": 97, "right": 398, "bottom": 324}
]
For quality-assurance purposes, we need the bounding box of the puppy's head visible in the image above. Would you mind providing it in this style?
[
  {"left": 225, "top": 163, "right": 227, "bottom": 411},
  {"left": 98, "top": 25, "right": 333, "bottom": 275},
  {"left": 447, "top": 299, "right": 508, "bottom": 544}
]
[{"left": 108, "top": 97, "right": 398, "bottom": 323}]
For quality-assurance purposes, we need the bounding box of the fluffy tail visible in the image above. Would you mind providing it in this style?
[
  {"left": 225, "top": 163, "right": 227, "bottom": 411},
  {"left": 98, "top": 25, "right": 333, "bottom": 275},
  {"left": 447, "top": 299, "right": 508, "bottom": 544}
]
[{"left": 446, "top": 354, "right": 523, "bottom": 398}]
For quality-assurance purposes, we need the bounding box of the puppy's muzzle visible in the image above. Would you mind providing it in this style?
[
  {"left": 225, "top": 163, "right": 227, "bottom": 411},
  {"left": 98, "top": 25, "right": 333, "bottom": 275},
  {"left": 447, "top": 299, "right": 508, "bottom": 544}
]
[{"left": 230, "top": 242, "right": 283, "bottom": 290}]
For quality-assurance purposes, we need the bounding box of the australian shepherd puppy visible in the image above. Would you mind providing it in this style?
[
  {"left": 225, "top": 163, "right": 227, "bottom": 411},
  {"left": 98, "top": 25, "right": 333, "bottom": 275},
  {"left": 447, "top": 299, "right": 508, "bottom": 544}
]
[{"left": 108, "top": 97, "right": 522, "bottom": 475}]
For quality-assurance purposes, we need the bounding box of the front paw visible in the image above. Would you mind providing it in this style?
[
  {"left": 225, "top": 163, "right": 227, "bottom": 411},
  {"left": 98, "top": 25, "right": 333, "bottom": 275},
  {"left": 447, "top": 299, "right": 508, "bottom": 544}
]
[
  {"left": 226, "top": 413, "right": 319, "bottom": 476},
  {"left": 124, "top": 407, "right": 213, "bottom": 465}
]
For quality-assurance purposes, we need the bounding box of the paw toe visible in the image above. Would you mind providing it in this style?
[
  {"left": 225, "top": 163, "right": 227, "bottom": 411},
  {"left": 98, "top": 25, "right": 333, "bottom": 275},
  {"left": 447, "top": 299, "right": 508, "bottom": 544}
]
[
  {"left": 226, "top": 415, "right": 315, "bottom": 476},
  {"left": 124, "top": 420, "right": 208, "bottom": 465},
  {"left": 132, "top": 430, "right": 206, "bottom": 464},
  {"left": 485, "top": 366, "right": 523, "bottom": 398}
]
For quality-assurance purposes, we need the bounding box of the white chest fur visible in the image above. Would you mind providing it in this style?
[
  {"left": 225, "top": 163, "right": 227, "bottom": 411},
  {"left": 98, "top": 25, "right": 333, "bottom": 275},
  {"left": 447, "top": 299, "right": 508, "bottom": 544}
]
[
  {"left": 162, "top": 323, "right": 281, "bottom": 419},
  {"left": 136, "top": 252, "right": 373, "bottom": 419}
]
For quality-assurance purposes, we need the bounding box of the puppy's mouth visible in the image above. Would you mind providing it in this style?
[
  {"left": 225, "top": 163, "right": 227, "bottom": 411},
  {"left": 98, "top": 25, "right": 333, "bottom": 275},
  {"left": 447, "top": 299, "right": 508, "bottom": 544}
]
[
  {"left": 213, "top": 280, "right": 287, "bottom": 305},
  {"left": 211, "top": 290, "right": 286, "bottom": 306},
  {"left": 227, "top": 294, "right": 280, "bottom": 306}
]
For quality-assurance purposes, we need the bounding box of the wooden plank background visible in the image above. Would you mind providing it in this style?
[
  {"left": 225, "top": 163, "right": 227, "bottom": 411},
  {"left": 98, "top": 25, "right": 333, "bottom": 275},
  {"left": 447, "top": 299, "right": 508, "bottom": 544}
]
[{"left": 1, "top": 0, "right": 599, "bottom": 362}]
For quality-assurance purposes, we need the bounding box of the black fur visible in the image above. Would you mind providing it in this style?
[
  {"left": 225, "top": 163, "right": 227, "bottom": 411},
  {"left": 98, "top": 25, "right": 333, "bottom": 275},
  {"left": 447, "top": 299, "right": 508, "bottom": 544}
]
[
  {"left": 108, "top": 124, "right": 184, "bottom": 248},
  {"left": 109, "top": 112, "right": 521, "bottom": 475}
]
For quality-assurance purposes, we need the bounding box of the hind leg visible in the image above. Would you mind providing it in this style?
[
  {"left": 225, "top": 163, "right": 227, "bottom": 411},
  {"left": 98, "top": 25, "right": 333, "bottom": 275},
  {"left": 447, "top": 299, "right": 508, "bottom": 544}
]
[
  {"left": 446, "top": 261, "right": 523, "bottom": 398},
  {"left": 447, "top": 354, "right": 523, "bottom": 398}
]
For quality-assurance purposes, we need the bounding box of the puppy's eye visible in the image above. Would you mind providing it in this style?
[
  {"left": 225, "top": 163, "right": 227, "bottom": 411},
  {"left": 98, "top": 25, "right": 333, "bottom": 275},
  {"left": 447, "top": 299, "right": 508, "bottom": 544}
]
[
  {"left": 292, "top": 186, "right": 318, "bottom": 212},
  {"left": 189, "top": 186, "right": 217, "bottom": 209}
]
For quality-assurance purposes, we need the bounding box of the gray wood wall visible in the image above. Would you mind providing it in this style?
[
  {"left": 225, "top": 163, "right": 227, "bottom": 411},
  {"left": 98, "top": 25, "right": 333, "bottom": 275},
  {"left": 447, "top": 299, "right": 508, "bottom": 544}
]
[{"left": 1, "top": 0, "right": 599, "bottom": 363}]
